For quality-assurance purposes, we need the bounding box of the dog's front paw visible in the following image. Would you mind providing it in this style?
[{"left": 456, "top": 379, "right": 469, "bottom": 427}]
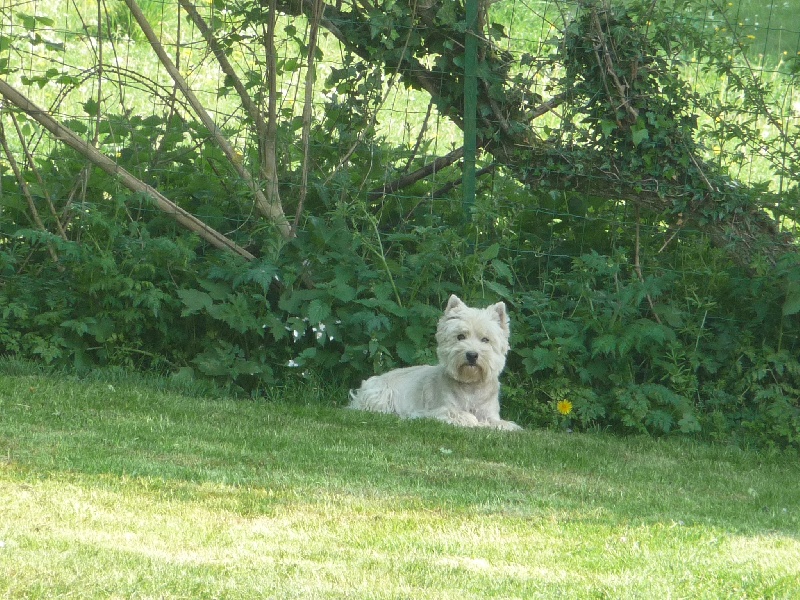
[
  {"left": 494, "top": 419, "right": 523, "bottom": 432},
  {"left": 443, "top": 410, "right": 482, "bottom": 427}
]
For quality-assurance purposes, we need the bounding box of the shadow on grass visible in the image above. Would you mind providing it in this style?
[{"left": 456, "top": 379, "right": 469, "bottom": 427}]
[{"left": 1, "top": 367, "right": 799, "bottom": 539}]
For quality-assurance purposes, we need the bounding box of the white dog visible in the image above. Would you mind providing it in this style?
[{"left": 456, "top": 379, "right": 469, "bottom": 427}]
[{"left": 349, "top": 295, "right": 522, "bottom": 431}]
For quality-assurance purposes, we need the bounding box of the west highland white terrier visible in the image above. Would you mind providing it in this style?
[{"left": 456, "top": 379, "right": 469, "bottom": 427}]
[{"left": 349, "top": 295, "right": 522, "bottom": 431}]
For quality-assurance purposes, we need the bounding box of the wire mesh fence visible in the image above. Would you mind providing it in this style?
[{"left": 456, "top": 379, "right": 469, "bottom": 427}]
[{"left": 1, "top": 0, "right": 798, "bottom": 244}]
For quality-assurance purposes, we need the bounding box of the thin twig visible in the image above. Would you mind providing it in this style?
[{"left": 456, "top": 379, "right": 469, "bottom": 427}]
[
  {"left": 403, "top": 100, "right": 433, "bottom": 174},
  {"left": 527, "top": 92, "right": 567, "bottom": 121},
  {"left": 367, "top": 147, "right": 465, "bottom": 200},
  {"left": 178, "top": 0, "right": 270, "bottom": 178},
  {"left": 687, "top": 145, "right": 717, "bottom": 193},
  {"left": 430, "top": 164, "right": 495, "bottom": 199},
  {"left": 485, "top": 82, "right": 512, "bottom": 136},
  {"left": 124, "top": 0, "right": 292, "bottom": 239},
  {"left": 294, "top": 0, "right": 325, "bottom": 233},
  {"left": 323, "top": 0, "right": 426, "bottom": 187},
  {"left": 634, "top": 206, "right": 662, "bottom": 324},
  {"left": 9, "top": 113, "right": 67, "bottom": 239},
  {"left": 591, "top": 8, "right": 638, "bottom": 124},
  {"left": 0, "top": 118, "right": 61, "bottom": 265},
  {"left": 0, "top": 81, "right": 255, "bottom": 260},
  {"left": 262, "top": 0, "right": 283, "bottom": 230}
]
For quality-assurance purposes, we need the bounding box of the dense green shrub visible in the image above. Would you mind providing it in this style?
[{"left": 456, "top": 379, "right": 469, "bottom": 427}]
[
  {"left": 1, "top": 0, "right": 798, "bottom": 450},
  {"left": 2, "top": 146, "right": 799, "bottom": 449}
]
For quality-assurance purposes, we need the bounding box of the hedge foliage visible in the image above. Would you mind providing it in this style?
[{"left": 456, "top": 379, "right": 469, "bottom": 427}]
[
  {"left": 1, "top": 0, "right": 799, "bottom": 449},
  {"left": 2, "top": 149, "right": 799, "bottom": 449}
]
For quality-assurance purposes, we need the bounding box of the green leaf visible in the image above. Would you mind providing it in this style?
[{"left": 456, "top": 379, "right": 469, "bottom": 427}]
[
  {"left": 395, "top": 340, "right": 418, "bottom": 364},
  {"left": 208, "top": 294, "right": 261, "bottom": 334},
  {"left": 491, "top": 259, "right": 514, "bottom": 284},
  {"left": 16, "top": 12, "right": 36, "bottom": 30},
  {"left": 485, "top": 280, "right": 512, "bottom": 300},
  {"left": 62, "top": 318, "right": 96, "bottom": 336},
  {"left": 519, "top": 347, "right": 557, "bottom": 374},
  {"left": 234, "top": 262, "right": 278, "bottom": 293},
  {"left": 678, "top": 413, "right": 702, "bottom": 433},
  {"left": 592, "top": 334, "right": 618, "bottom": 357},
  {"left": 782, "top": 282, "right": 800, "bottom": 316},
  {"left": 177, "top": 289, "right": 213, "bottom": 316},
  {"left": 600, "top": 119, "right": 617, "bottom": 137},
  {"left": 331, "top": 282, "right": 357, "bottom": 304},
  {"left": 83, "top": 98, "right": 100, "bottom": 117},
  {"left": 647, "top": 410, "right": 674, "bottom": 434},
  {"left": 199, "top": 279, "right": 232, "bottom": 301},
  {"left": 307, "top": 299, "right": 331, "bottom": 325},
  {"left": 631, "top": 126, "right": 649, "bottom": 147},
  {"left": 481, "top": 243, "right": 500, "bottom": 261}
]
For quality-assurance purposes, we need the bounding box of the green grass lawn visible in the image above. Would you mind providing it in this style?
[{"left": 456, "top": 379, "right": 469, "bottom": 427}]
[{"left": 1, "top": 366, "right": 799, "bottom": 599}]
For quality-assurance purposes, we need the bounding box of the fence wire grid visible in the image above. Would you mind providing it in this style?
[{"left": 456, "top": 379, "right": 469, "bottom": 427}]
[{"left": 0, "top": 0, "right": 799, "bottom": 282}]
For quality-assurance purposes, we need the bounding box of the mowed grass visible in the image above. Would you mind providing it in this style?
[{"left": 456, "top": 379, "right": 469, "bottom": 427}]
[{"left": 1, "top": 368, "right": 799, "bottom": 599}]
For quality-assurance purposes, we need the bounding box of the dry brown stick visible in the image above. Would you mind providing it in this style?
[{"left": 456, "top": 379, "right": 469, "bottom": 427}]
[
  {"left": 123, "top": 0, "right": 292, "bottom": 239},
  {"left": 0, "top": 80, "right": 255, "bottom": 260},
  {"left": 367, "top": 146, "right": 465, "bottom": 200},
  {"left": 177, "top": 0, "right": 269, "bottom": 176},
  {"left": 294, "top": 0, "right": 325, "bottom": 233},
  {"left": 0, "top": 117, "right": 61, "bottom": 265},
  {"left": 9, "top": 112, "right": 68, "bottom": 240}
]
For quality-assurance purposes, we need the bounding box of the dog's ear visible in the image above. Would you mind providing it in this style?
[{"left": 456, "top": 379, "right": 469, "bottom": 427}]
[
  {"left": 445, "top": 294, "right": 465, "bottom": 313},
  {"left": 492, "top": 302, "right": 510, "bottom": 333}
]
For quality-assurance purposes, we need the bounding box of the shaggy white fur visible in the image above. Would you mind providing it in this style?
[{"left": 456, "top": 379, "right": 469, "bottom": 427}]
[{"left": 348, "top": 295, "right": 522, "bottom": 431}]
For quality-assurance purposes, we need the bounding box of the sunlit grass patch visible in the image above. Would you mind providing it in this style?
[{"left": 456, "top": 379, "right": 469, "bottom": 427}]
[{"left": 1, "top": 368, "right": 799, "bottom": 598}]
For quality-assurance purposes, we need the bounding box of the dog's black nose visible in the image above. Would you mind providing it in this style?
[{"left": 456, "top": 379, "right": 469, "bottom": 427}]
[{"left": 465, "top": 351, "right": 479, "bottom": 365}]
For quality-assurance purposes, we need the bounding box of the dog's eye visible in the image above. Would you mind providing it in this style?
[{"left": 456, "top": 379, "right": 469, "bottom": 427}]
[
  {"left": 481, "top": 337, "right": 490, "bottom": 343},
  {"left": 457, "top": 334, "right": 466, "bottom": 341}
]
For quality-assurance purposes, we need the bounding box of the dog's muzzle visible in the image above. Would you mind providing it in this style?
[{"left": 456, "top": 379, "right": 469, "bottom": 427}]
[{"left": 465, "top": 351, "right": 479, "bottom": 366}]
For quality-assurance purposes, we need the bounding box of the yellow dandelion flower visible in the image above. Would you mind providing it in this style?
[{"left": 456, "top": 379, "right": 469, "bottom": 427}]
[{"left": 557, "top": 400, "right": 573, "bottom": 415}]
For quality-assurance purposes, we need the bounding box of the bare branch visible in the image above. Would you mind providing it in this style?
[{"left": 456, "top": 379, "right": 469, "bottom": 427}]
[
  {"left": 124, "top": 0, "right": 292, "bottom": 239},
  {"left": 177, "top": 0, "right": 270, "bottom": 176},
  {"left": 9, "top": 112, "right": 68, "bottom": 240},
  {"left": 295, "top": 0, "right": 325, "bottom": 233},
  {"left": 0, "top": 117, "right": 61, "bottom": 266},
  {"left": 262, "top": 0, "right": 283, "bottom": 233},
  {"left": 0, "top": 80, "right": 255, "bottom": 260},
  {"left": 368, "top": 147, "right": 465, "bottom": 200}
]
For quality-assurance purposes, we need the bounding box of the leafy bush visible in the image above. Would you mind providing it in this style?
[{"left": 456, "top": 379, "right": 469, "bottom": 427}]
[
  {"left": 1, "top": 0, "right": 798, "bottom": 450},
  {"left": 504, "top": 245, "right": 800, "bottom": 449},
  {"left": 3, "top": 140, "right": 798, "bottom": 448}
]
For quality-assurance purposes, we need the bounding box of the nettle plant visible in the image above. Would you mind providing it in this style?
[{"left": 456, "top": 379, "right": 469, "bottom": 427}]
[{"left": 500, "top": 243, "right": 800, "bottom": 447}]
